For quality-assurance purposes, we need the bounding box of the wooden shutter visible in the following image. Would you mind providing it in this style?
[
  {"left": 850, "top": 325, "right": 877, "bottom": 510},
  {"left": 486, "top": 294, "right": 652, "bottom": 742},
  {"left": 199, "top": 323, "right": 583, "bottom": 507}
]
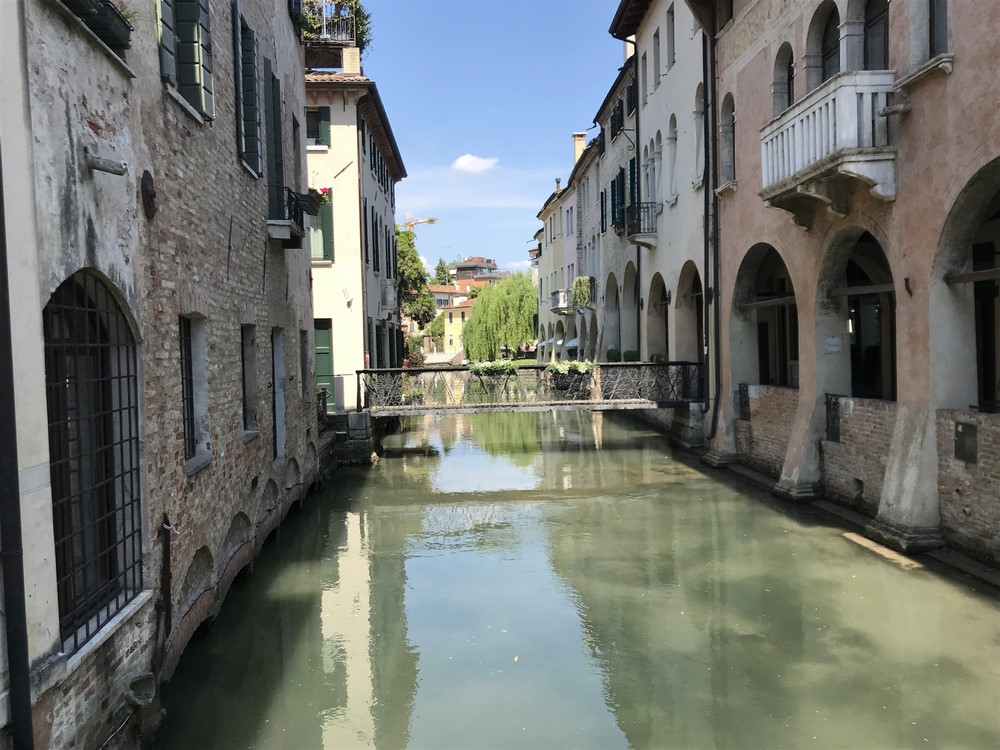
[
  {"left": 198, "top": 0, "right": 214, "bottom": 118},
  {"left": 160, "top": 0, "right": 177, "bottom": 83},
  {"left": 318, "top": 106, "right": 331, "bottom": 146},
  {"left": 610, "top": 181, "right": 618, "bottom": 228},
  {"left": 232, "top": 0, "right": 243, "bottom": 153},
  {"left": 320, "top": 200, "right": 334, "bottom": 261},
  {"left": 629, "top": 158, "right": 637, "bottom": 204},
  {"left": 264, "top": 62, "right": 285, "bottom": 218},
  {"left": 363, "top": 198, "right": 369, "bottom": 263},
  {"left": 313, "top": 320, "right": 334, "bottom": 407},
  {"left": 600, "top": 190, "right": 607, "bottom": 233},
  {"left": 176, "top": 0, "right": 213, "bottom": 117},
  {"left": 240, "top": 29, "right": 262, "bottom": 173}
]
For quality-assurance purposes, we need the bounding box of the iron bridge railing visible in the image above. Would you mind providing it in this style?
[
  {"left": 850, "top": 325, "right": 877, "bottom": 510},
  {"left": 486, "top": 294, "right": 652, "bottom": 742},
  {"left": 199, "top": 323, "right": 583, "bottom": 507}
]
[{"left": 357, "top": 362, "right": 705, "bottom": 415}]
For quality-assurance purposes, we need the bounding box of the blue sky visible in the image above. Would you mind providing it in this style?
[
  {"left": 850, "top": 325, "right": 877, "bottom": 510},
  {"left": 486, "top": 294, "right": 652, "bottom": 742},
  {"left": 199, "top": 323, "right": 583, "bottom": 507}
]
[{"left": 361, "top": 1, "right": 627, "bottom": 274}]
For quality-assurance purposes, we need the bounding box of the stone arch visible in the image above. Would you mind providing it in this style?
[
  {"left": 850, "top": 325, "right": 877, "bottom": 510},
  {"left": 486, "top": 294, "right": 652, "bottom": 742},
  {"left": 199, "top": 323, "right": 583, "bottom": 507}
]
[
  {"left": 260, "top": 478, "right": 279, "bottom": 521},
  {"left": 731, "top": 245, "right": 800, "bottom": 387},
  {"left": 578, "top": 317, "right": 589, "bottom": 361},
  {"left": 773, "top": 41, "right": 796, "bottom": 115},
  {"left": 304, "top": 441, "right": 317, "bottom": 475},
  {"left": 223, "top": 512, "right": 252, "bottom": 554},
  {"left": 646, "top": 272, "right": 670, "bottom": 358},
  {"left": 554, "top": 319, "right": 566, "bottom": 360},
  {"left": 179, "top": 546, "right": 214, "bottom": 614},
  {"left": 806, "top": 0, "right": 842, "bottom": 91},
  {"left": 675, "top": 261, "right": 704, "bottom": 363},
  {"left": 604, "top": 272, "right": 621, "bottom": 356},
  {"left": 622, "top": 262, "right": 639, "bottom": 354},
  {"left": 931, "top": 157, "right": 1000, "bottom": 410},
  {"left": 588, "top": 312, "right": 600, "bottom": 361},
  {"left": 816, "top": 226, "right": 897, "bottom": 401}
]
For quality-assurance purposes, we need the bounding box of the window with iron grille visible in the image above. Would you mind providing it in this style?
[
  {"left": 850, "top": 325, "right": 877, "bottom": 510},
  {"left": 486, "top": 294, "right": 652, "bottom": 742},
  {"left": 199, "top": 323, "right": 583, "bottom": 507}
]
[
  {"left": 241, "top": 325, "right": 258, "bottom": 431},
  {"left": 180, "top": 317, "right": 197, "bottom": 459},
  {"left": 179, "top": 315, "right": 208, "bottom": 465},
  {"left": 43, "top": 271, "right": 143, "bottom": 653}
]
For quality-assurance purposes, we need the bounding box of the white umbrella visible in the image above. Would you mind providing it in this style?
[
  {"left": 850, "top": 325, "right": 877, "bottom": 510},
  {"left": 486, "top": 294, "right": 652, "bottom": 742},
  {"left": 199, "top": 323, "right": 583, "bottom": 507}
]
[{"left": 564, "top": 338, "right": 580, "bottom": 348}]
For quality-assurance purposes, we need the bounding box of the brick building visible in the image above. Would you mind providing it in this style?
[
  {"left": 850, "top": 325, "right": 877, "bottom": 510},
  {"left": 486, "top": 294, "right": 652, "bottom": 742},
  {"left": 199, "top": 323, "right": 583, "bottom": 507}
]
[{"left": 0, "top": 0, "right": 318, "bottom": 745}]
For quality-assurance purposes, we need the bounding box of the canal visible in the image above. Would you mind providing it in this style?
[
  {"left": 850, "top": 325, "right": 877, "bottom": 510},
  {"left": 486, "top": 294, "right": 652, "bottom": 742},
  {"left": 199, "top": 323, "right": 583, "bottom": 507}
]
[{"left": 155, "top": 412, "right": 1000, "bottom": 749}]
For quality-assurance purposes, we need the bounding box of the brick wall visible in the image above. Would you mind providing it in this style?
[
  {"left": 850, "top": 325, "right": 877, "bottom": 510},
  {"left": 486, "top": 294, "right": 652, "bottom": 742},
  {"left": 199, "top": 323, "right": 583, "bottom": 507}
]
[
  {"left": 937, "top": 410, "right": 1000, "bottom": 565},
  {"left": 740, "top": 385, "right": 799, "bottom": 477},
  {"left": 821, "top": 398, "right": 897, "bottom": 516}
]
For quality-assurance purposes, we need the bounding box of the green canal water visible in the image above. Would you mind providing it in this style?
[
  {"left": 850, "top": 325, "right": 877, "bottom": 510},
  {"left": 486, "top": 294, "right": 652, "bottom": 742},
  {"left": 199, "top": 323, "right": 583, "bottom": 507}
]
[{"left": 155, "top": 412, "right": 1000, "bottom": 750}]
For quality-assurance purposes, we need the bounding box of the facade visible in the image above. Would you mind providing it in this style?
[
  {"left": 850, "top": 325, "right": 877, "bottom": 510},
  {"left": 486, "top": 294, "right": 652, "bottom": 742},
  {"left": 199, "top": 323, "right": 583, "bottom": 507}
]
[
  {"left": 442, "top": 299, "right": 476, "bottom": 355},
  {"left": 307, "top": 55, "right": 405, "bottom": 411},
  {"left": 537, "top": 170, "right": 580, "bottom": 361},
  {"left": 0, "top": 0, "right": 317, "bottom": 746},
  {"left": 684, "top": 0, "right": 1000, "bottom": 561},
  {"left": 450, "top": 256, "right": 507, "bottom": 282}
]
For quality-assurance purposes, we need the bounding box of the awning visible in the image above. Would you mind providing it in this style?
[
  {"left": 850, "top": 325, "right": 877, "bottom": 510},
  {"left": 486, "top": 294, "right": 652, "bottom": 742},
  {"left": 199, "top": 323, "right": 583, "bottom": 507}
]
[
  {"left": 564, "top": 338, "right": 580, "bottom": 348},
  {"left": 540, "top": 337, "right": 554, "bottom": 346}
]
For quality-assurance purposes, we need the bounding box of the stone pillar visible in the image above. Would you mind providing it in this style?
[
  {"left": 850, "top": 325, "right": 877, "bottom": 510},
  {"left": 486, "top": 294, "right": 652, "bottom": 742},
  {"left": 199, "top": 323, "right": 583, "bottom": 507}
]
[{"left": 841, "top": 20, "right": 865, "bottom": 72}]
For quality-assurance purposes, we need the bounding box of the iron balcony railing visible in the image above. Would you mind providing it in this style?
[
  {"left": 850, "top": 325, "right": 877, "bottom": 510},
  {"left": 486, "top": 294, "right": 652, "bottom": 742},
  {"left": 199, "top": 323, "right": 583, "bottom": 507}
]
[
  {"left": 356, "top": 361, "right": 705, "bottom": 415},
  {"left": 625, "top": 202, "right": 657, "bottom": 237}
]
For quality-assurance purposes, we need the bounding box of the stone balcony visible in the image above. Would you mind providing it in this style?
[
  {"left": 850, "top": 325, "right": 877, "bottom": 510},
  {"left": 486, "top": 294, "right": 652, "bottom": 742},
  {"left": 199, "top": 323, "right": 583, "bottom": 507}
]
[
  {"left": 759, "top": 70, "right": 896, "bottom": 228},
  {"left": 550, "top": 289, "right": 573, "bottom": 315}
]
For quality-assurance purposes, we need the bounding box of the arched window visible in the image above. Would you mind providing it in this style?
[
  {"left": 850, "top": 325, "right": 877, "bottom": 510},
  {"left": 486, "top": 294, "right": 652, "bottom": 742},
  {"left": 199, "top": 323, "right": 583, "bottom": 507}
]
[
  {"left": 864, "top": 0, "right": 889, "bottom": 70},
  {"left": 822, "top": 8, "right": 841, "bottom": 81},
  {"left": 772, "top": 43, "right": 795, "bottom": 116},
  {"left": 693, "top": 85, "right": 705, "bottom": 185},
  {"left": 653, "top": 131, "right": 663, "bottom": 203},
  {"left": 720, "top": 94, "right": 736, "bottom": 183},
  {"left": 44, "top": 270, "right": 142, "bottom": 652}
]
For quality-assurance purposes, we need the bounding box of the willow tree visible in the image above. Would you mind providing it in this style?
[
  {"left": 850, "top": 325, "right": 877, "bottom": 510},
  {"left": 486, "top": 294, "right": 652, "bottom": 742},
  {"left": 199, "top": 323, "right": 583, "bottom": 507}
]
[{"left": 462, "top": 273, "right": 536, "bottom": 361}]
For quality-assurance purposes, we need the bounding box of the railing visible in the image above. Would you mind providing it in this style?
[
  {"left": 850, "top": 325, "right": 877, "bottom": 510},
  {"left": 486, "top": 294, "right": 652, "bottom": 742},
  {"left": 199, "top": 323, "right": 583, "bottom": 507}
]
[
  {"left": 760, "top": 70, "right": 895, "bottom": 190},
  {"left": 550, "top": 289, "right": 573, "bottom": 315},
  {"left": 737, "top": 382, "right": 750, "bottom": 420},
  {"left": 625, "top": 202, "right": 657, "bottom": 237},
  {"left": 313, "top": 15, "right": 355, "bottom": 44},
  {"left": 357, "top": 362, "right": 705, "bottom": 415},
  {"left": 825, "top": 393, "right": 843, "bottom": 442}
]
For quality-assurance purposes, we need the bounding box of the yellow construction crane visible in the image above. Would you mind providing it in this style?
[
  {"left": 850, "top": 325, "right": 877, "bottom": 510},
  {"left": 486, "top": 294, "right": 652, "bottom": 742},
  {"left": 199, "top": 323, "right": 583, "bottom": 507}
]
[{"left": 403, "top": 211, "right": 438, "bottom": 231}]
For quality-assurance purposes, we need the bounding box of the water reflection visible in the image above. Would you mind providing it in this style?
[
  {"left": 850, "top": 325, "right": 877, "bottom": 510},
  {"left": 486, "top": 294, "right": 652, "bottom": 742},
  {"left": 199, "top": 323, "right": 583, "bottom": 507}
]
[{"left": 157, "top": 413, "right": 1000, "bottom": 750}]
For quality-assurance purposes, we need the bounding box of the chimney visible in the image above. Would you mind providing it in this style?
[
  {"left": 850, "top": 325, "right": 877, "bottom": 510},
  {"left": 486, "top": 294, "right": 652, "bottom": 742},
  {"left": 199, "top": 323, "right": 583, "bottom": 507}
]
[
  {"left": 573, "top": 132, "right": 586, "bottom": 164},
  {"left": 555, "top": 178, "right": 562, "bottom": 192},
  {"left": 342, "top": 46, "right": 361, "bottom": 75}
]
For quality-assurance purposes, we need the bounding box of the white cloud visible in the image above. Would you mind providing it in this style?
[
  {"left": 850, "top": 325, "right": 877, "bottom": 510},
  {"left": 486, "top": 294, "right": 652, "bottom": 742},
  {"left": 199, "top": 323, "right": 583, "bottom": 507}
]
[
  {"left": 451, "top": 154, "right": 500, "bottom": 174},
  {"left": 506, "top": 259, "right": 532, "bottom": 271}
]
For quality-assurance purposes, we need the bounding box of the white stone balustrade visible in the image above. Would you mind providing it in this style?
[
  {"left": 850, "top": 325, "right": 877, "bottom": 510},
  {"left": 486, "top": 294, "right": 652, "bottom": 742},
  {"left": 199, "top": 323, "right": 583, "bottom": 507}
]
[{"left": 760, "top": 70, "right": 895, "bottom": 194}]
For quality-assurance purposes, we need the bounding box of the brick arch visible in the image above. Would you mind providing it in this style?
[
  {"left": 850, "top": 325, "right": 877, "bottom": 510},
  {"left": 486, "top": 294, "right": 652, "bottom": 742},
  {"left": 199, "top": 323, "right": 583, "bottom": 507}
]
[
  {"left": 223, "top": 512, "right": 252, "bottom": 554},
  {"left": 179, "top": 546, "right": 214, "bottom": 616}
]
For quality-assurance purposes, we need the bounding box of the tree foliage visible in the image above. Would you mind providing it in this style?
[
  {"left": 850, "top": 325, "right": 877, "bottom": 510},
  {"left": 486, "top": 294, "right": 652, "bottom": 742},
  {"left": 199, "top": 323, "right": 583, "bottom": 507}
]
[
  {"left": 395, "top": 228, "right": 437, "bottom": 327},
  {"left": 434, "top": 258, "right": 451, "bottom": 285},
  {"left": 425, "top": 313, "right": 445, "bottom": 347},
  {"left": 462, "top": 273, "right": 537, "bottom": 362}
]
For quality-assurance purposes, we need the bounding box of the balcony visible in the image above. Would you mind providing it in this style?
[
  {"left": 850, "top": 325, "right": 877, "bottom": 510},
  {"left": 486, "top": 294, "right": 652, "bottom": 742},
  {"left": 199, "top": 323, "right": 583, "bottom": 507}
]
[
  {"left": 303, "top": 16, "right": 356, "bottom": 69},
  {"left": 550, "top": 289, "right": 574, "bottom": 316},
  {"left": 379, "top": 280, "right": 398, "bottom": 316},
  {"left": 267, "top": 187, "right": 310, "bottom": 248},
  {"left": 759, "top": 70, "right": 896, "bottom": 229},
  {"left": 625, "top": 202, "right": 658, "bottom": 248}
]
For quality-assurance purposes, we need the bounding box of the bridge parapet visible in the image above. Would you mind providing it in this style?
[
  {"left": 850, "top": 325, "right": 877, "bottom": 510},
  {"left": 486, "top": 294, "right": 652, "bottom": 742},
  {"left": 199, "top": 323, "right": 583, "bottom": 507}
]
[{"left": 357, "top": 362, "right": 704, "bottom": 417}]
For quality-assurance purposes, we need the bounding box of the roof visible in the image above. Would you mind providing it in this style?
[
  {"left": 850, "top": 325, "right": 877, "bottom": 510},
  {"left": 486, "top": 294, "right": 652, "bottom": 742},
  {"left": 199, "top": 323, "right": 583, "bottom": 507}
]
[
  {"left": 305, "top": 73, "right": 407, "bottom": 180},
  {"left": 443, "top": 298, "right": 476, "bottom": 311},
  {"left": 594, "top": 55, "right": 635, "bottom": 124},
  {"left": 609, "top": 0, "right": 653, "bottom": 40},
  {"left": 428, "top": 284, "right": 458, "bottom": 294}
]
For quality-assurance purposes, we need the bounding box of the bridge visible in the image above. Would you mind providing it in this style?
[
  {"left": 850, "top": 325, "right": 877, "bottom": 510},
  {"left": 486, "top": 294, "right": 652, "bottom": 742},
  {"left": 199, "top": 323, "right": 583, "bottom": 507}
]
[{"left": 355, "top": 362, "right": 705, "bottom": 417}]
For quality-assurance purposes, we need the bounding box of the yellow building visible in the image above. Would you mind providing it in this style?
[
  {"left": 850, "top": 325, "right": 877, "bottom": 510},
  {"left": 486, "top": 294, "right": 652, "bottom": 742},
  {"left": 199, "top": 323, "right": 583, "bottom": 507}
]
[{"left": 442, "top": 299, "right": 475, "bottom": 355}]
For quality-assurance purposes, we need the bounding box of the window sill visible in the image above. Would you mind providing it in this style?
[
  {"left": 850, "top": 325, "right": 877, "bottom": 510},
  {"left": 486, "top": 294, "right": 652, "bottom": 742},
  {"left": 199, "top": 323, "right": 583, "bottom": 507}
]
[
  {"left": 47, "top": 0, "right": 136, "bottom": 78},
  {"left": 665, "top": 193, "right": 679, "bottom": 207},
  {"left": 242, "top": 430, "right": 260, "bottom": 444},
  {"left": 64, "top": 590, "right": 154, "bottom": 673},
  {"left": 184, "top": 452, "right": 212, "bottom": 478},
  {"left": 692, "top": 175, "right": 705, "bottom": 191},
  {"left": 895, "top": 53, "right": 955, "bottom": 91},
  {"left": 714, "top": 179, "right": 737, "bottom": 197},
  {"left": 311, "top": 258, "right": 334, "bottom": 266},
  {"left": 307, "top": 144, "right": 330, "bottom": 152},
  {"left": 165, "top": 85, "right": 206, "bottom": 124},
  {"left": 240, "top": 159, "right": 262, "bottom": 179}
]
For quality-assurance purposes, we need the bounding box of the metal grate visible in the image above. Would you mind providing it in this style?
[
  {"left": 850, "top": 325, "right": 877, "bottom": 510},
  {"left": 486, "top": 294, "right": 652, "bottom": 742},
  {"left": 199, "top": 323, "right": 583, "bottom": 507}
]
[
  {"left": 825, "top": 393, "right": 843, "bottom": 442},
  {"left": 179, "top": 317, "right": 196, "bottom": 460},
  {"left": 43, "top": 270, "right": 143, "bottom": 652},
  {"left": 737, "top": 382, "right": 750, "bottom": 420}
]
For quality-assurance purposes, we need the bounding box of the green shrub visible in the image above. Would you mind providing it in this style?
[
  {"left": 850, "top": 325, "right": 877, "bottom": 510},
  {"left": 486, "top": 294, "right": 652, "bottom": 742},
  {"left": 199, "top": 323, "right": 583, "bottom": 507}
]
[
  {"left": 622, "top": 350, "right": 640, "bottom": 362},
  {"left": 606, "top": 348, "right": 622, "bottom": 362},
  {"left": 544, "top": 360, "right": 596, "bottom": 374},
  {"left": 468, "top": 360, "right": 518, "bottom": 376},
  {"left": 650, "top": 352, "right": 668, "bottom": 364}
]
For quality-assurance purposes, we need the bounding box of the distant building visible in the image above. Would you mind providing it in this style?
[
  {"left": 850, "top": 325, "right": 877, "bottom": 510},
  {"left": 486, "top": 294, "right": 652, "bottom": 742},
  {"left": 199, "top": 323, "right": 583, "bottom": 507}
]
[
  {"left": 442, "top": 299, "right": 476, "bottom": 354},
  {"left": 449, "top": 256, "right": 510, "bottom": 283},
  {"left": 307, "top": 54, "right": 406, "bottom": 410}
]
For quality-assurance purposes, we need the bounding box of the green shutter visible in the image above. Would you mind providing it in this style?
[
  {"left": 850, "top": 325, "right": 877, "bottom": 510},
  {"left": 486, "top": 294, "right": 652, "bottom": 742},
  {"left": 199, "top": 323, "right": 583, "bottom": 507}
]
[
  {"left": 233, "top": 0, "right": 243, "bottom": 153},
  {"left": 314, "top": 320, "right": 333, "bottom": 408},
  {"left": 175, "top": 0, "right": 213, "bottom": 117},
  {"left": 198, "top": 0, "right": 214, "bottom": 118},
  {"left": 600, "top": 190, "right": 607, "bottom": 233},
  {"left": 241, "top": 29, "right": 262, "bottom": 173},
  {"left": 320, "top": 200, "right": 334, "bottom": 261},
  {"left": 159, "top": 0, "right": 177, "bottom": 83},
  {"left": 318, "top": 106, "right": 331, "bottom": 147},
  {"left": 629, "top": 158, "right": 637, "bottom": 204},
  {"left": 264, "top": 61, "right": 285, "bottom": 218}
]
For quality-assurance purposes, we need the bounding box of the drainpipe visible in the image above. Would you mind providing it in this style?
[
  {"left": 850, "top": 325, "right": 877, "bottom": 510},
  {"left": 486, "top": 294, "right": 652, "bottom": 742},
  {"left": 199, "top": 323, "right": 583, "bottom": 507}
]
[
  {"left": 0, "top": 150, "right": 37, "bottom": 749},
  {"left": 703, "top": 18, "right": 724, "bottom": 440}
]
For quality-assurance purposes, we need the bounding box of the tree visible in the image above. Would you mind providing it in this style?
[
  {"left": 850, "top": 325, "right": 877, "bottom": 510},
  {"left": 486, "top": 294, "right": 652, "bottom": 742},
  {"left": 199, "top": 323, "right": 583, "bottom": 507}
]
[
  {"left": 434, "top": 258, "right": 451, "bottom": 285},
  {"left": 425, "top": 313, "right": 445, "bottom": 349},
  {"left": 396, "top": 228, "right": 437, "bottom": 327},
  {"left": 462, "top": 273, "right": 537, "bottom": 362}
]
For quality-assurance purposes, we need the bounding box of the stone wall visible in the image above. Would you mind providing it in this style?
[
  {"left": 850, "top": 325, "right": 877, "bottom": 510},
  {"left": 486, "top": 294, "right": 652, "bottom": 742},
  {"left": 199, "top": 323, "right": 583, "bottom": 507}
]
[
  {"left": 821, "top": 398, "right": 898, "bottom": 516},
  {"left": 937, "top": 411, "right": 1000, "bottom": 565}
]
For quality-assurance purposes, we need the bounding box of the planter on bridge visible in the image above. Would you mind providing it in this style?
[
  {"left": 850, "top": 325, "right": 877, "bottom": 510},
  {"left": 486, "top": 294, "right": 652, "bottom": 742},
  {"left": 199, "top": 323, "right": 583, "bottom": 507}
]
[{"left": 546, "top": 361, "right": 595, "bottom": 400}]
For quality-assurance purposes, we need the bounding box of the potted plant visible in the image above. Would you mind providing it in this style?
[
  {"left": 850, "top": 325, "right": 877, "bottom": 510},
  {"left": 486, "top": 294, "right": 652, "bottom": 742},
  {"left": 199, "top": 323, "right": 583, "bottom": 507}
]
[
  {"left": 622, "top": 350, "right": 640, "bottom": 362},
  {"left": 545, "top": 360, "right": 595, "bottom": 395},
  {"left": 64, "top": 0, "right": 101, "bottom": 16},
  {"left": 606, "top": 347, "right": 622, "bottom": 362},
  {"left": 85, "top": 2, "right": 133, "bottom": 49}
]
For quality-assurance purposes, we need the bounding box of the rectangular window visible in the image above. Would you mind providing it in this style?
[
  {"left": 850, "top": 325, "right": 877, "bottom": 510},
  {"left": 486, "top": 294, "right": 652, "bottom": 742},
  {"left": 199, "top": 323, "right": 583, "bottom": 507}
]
[
  {"left": 626, "top": 79, "right": 638, "bottom": 114},
  {"left": 653, "top": 30, "right": 661, "bottom": 88},
  {"left": 241, "top": 325, "right": 258, "bottom": 431},
  {"left": 461, "top": 311, "right": 466, "bottom": 323},
  {"left": 162, "top": 0, "right": 215, "bottom": 117},
  {"left": 233, "top": 9, "right": 261, "bottom": 172},
  {"left": 600, "top": 189, "right": 607, "bottom": 233},
  {"left": 300, "top": 329, "right": 309, "bottom": 400},
  {"left": 305, "top": 106, "right": 330, "bottom": 146},
  {"left": 629, "top": 158, "right": 637, "bottom": 204},
  {"left": 179, "top": 315, "right": 207, "bottom": 463},
  {"left": 929, "top": 0, "right": 948, "bottom": 57},
  {"left": 449, "top": 312, "right": 453, "bottom": 324},
  {"left": 666, "top": 6, "right": 676, "bottom": 68},
  {"left": 264, "top": 60, "right": 285, "bottom": 219},
  {"left": 641, "top": 53, "right": 648, "bottom": 104},
  {"left": 612, "top": 99, "right": 625, "bottom": 135},
  {"left": 271, "top": 328, "right": 286, "bottom": 459}
]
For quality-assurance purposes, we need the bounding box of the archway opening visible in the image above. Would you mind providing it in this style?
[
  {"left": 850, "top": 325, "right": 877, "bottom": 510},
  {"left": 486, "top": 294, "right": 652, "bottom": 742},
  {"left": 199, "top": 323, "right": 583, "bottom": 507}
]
[
  {"left": 604, "top": 273, "right": 621, "bottom": 357},
  {"left": 675, "top": 262, "right": 704, "bottom": 363},
  {"left": 646, "top": 273, "right": 670, "bottom": 359}
]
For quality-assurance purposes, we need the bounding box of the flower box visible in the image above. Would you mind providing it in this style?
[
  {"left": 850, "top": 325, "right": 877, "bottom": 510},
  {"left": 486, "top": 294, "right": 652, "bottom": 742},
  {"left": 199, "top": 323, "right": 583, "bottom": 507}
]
[
  {"left": 85, "top": 2, "right": 133, "bottom": 49},
  {"left": 64, "top": 0, "right": 101, "bottom": 15}
]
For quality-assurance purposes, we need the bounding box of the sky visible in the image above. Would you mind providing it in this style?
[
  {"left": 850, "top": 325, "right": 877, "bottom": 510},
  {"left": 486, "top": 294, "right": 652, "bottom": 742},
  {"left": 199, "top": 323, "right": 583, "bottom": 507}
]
[{"left": 360, "top": 0, "right": 628, "bottom": 275}]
